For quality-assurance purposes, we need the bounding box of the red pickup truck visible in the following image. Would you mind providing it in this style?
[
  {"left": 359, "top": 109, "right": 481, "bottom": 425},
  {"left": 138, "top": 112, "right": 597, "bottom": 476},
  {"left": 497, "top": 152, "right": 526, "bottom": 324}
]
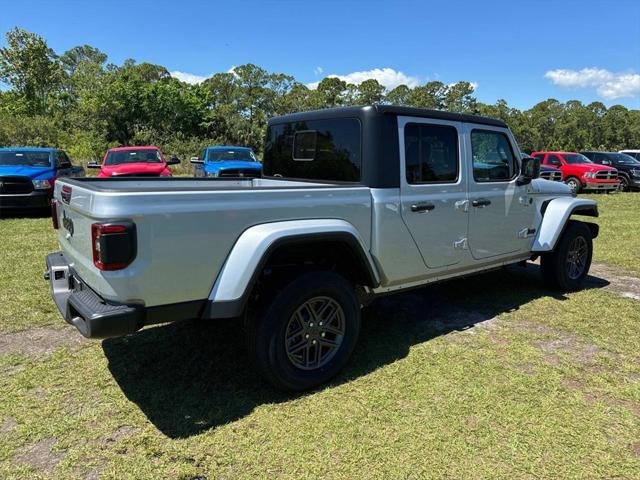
[
  {"left": 531, "top": 151, "right": 619, "bottom": 193},
  {"left": 88, "top": 146, "right": 180, "bottom": 177}
]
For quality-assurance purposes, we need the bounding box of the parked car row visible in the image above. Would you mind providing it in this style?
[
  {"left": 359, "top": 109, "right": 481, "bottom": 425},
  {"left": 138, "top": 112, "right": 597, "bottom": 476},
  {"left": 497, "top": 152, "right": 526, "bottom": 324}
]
[
  {"left": 528, "top": 150, "right": 640, "bottom": 193},
  {"left": 0, "top": 144, "right": 262, "bottom": 213}
]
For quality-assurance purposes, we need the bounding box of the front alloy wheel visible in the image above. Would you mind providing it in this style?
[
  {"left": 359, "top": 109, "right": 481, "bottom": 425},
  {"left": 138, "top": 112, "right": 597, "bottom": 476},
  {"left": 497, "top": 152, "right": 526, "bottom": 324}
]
[
  {"left": 566, "top": 177, "right": 581, "bottom": 194},
  {"left": 565, "top": 236, "right": 589, "bottom": 280},
  {"left": 618, "top": 176, "right": 629, "bottom": 192}
]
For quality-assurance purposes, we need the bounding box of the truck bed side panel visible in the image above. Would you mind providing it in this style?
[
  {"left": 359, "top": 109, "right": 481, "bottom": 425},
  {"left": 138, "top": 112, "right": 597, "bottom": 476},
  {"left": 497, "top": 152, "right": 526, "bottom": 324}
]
[{"left": 54, "top": 181, "right": 372, "bottom": 308}]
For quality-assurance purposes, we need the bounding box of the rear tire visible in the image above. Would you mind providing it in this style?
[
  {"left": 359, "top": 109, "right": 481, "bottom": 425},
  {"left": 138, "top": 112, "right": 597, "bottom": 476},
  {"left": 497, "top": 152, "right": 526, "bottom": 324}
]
[
  {"left": 247, "top": 271, "right": 361, "bottom": 391},
  {"left": 541, "top": 220, "right": 592, "bottom": 291}
]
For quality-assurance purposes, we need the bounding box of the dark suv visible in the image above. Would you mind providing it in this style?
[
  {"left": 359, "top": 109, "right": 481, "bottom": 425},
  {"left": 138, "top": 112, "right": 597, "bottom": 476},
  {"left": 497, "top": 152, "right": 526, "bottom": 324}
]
[{"left": 580, "top": 151, "right": 640, "bottom": 191}]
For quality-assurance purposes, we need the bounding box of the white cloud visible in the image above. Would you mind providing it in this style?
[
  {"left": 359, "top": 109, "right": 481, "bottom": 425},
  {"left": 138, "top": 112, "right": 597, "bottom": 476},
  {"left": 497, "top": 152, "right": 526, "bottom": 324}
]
[
  {"left": 314, "top": 66, "right": 324, "bottom": 75},
  {"left": 170, "top": 71, "right": 209, "bottom": 84},
  {"left": 307, "top": 67, "right": 420, "bottom": 90},
  {"left": 544, "top": 67, "right": 640, "bottom": 100}
]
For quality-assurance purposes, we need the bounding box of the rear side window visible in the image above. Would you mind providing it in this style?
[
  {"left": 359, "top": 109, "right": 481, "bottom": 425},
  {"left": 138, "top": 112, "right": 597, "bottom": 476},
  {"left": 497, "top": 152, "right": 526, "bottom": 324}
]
[
  {"left": 404, "top": 123, "right": 458, "bottom": 183},
  {"left": 471, "top": 130, "right": 517, "bottom": 182},
  {"left": 263, "top": 118, "right": 361, "bottom": 182}
]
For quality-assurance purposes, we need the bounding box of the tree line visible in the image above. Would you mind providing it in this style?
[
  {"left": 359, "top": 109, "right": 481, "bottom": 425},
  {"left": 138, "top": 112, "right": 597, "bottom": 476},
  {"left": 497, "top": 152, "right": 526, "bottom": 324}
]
[{"left": 1, "top": 27, "right": 639, "bottom": 169}]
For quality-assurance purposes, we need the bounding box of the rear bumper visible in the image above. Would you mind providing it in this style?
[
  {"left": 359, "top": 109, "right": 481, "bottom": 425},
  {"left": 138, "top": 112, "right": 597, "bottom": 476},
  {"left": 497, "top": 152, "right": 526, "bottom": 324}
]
[
  {"left": 45, "top": 252, "right": 205, "bottom": 338},
  {"left": 0, "top": 189, "right": 52, "bottom": 210}
]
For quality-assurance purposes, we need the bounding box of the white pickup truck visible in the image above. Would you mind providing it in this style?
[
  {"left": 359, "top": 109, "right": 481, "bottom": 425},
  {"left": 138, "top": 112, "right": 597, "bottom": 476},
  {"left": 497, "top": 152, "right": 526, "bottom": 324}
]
[{"left": 45, "top": 106, "right": 599, "bottom": 391}]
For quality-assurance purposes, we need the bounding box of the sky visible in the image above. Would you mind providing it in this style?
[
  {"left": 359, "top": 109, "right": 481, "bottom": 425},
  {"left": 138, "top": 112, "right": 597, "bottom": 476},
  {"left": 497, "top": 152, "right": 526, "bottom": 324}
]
[{"left": 1, "top": 0, "right": 639, "bottom": 110}]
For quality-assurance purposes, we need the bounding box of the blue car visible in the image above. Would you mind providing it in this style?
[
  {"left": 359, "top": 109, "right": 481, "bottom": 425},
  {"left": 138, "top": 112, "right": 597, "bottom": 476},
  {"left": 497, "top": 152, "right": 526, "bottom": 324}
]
[
  {"left": 0, "top": 147, "right": 84, "bottom": 212},
  {"left": 191, "top": 146, "right": 262, "bottom": 178}
]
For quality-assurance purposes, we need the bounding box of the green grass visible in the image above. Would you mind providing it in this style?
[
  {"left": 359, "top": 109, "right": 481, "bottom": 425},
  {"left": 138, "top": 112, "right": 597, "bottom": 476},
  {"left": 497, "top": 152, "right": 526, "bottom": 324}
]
[
  {"left": 0, "top": 195, "right": 639, "bottom": 479},
  {"left": 0, "top": 216, "right": 59, "bottom": 333},
  {"left": 584, "top": 192, "right": 640, "bottom": 274}
]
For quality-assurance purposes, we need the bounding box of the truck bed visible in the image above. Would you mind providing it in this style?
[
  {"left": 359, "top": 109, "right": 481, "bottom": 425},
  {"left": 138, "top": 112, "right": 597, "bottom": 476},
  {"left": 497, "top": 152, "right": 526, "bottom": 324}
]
[{"left": 53, "top": 177, "right": 373, "bottom": 309}]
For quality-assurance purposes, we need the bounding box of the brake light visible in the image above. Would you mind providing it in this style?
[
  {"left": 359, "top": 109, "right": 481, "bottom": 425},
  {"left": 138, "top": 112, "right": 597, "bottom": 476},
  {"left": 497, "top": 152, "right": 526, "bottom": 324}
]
[
  {"left": 91, "top": 222, "right": 137, "bottom": 271},
  {"left": 51, "top": 199, "right": 59, "bottom": 229}
]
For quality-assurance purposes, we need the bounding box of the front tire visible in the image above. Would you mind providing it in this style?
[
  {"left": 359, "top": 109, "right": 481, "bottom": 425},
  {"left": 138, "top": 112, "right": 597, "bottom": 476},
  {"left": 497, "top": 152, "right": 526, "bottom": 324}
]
[
  {"left": 565, "top": 177, "right": 582, "bottom": 194},
  {"left": 247, "top": 271, "right": 361, "bottom": 391},
  {"left": 618, "top": 175, "right": 629, "bottom": 192},
  {"left": 540, "top": 221, "right": 593, "bottom": 291}
]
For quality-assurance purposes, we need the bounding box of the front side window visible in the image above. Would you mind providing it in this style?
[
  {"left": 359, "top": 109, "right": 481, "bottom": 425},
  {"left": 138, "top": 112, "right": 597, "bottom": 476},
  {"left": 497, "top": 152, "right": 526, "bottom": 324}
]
[
  {"left": 471, "top": 130, "right": 516, "bottom": 182},
  {"left": 563, "top": 153, "right": 592, "bottom": 165},
  {"left": 55, "top": 151, "right": 71, "bottom": 168},
  {"left": 263, "top": 117, "right": 361, "bottom": 182},
  {"left": 404, "top": 123, "right": 458, "bottom": 184},
  {"left": 547, "top": 154, "right": 563, "bottom": 166},
  {"left": 606, "top": 153, "right": 640, "bottom": 165}
]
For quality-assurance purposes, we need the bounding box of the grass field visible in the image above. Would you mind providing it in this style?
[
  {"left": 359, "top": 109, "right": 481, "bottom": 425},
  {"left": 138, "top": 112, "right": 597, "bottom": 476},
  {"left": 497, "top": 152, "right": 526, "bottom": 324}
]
[{"left": 0, "top": 193, "right": 639, "bottom": 479}]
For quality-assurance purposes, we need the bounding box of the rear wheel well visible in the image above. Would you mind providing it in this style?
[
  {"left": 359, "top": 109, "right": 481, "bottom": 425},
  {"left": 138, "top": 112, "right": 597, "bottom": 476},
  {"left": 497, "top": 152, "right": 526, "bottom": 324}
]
[
  {"left": 261, "top": 239, "right": 376, "bottom": 288},
  {"left": 242, "top": 238, "right": 376, "bottom": 327}
]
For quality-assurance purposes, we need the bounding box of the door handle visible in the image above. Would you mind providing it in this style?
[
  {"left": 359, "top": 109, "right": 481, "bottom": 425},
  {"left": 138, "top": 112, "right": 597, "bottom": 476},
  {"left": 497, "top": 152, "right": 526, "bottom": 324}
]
[
  {"left": 411, "top": 203, "right": 435, "bottom": 212},
  {"left": 472, "top": 198, "right": 491, "bottom": 208}
]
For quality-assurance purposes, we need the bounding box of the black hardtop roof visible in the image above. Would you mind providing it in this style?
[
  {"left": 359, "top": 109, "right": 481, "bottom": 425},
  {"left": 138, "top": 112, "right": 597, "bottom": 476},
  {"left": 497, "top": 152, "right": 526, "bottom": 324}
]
[{"left": 268, "top": 105, "right": 508, "bottom": 128}]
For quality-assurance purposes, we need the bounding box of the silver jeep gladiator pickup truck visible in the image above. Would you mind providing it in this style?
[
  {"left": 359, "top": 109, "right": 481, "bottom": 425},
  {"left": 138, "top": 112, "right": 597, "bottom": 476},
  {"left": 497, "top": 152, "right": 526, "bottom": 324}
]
[{"left": 45, "top": 105, "right": 599, "bottom": 391}]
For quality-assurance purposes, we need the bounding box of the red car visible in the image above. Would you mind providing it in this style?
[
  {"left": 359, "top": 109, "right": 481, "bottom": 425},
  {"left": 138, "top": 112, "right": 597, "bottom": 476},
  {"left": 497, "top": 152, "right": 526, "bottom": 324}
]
[
  {"left": 531, "top": 151, "right": 619, "bottom": 193},
  {"left": 88, "top": 146, "right": 180, "bottom": 178}
]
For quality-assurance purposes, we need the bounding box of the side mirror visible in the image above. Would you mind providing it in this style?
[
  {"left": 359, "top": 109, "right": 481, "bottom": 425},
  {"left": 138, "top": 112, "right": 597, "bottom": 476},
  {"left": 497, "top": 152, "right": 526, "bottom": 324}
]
[
  {"left": 87, "top": 161, "right": 101, "bottom": 169},
  {"left": 517, "top": 156, "right": 540, "bottom": 186},
  {"left": 190, "top": 156, "right": 204, "bottom": 164},
  {"left": 60, "top": 162, "right": 72, "bottom": 169},
  {"left": 166, "top": 156, "right": 181, "bottom": 166}
]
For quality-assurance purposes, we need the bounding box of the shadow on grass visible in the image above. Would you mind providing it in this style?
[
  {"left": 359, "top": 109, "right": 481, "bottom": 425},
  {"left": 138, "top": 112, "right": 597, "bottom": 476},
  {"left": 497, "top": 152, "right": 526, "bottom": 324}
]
[
  {"left": 0, "top": 208, "right": 50, "bottom": 220},
  {"left": 103, "top": 263, "right": 609, "bottom": 438}
]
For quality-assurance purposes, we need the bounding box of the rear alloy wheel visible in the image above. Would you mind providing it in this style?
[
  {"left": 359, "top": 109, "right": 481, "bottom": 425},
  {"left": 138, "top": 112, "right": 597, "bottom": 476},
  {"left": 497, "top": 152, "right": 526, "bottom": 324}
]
[
  {"left": 566, "top": 177, "right": 581, "bottom": 194},
  {"left": 285, "top": 296, "right": 346, "bottom": 370},
  {"left": 247, "top": 271, "right": 360, "bottom": 391},
  {"left": 541, "top": 220, "right": 593, "bottom": 291}
]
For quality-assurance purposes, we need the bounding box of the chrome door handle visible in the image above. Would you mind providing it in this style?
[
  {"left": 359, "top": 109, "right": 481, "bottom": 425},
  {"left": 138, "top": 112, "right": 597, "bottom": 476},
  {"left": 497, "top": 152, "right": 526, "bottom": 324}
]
[
  {"left": 472, "top": 198, "right": 491, "bottom": 207},
  {"left": 411, "top": 203, "right": 435, "bottom": 212}
]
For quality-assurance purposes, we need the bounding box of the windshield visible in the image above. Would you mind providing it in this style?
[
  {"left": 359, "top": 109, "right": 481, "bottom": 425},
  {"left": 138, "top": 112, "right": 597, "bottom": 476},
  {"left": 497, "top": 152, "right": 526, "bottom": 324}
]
[
  {"left": 105, "top": 149, "right": 162, "bottom": 165},
  {"left": 0, "top": 151, "right": 51, "bottom": 167},
  {"left": 606, "top": 153, "right": 640, "bottom": 165},
  {"left": 207, "top": 149, "right": 256, "bottom": 162},
  {"left": 563, "top": 154, "right": 592, "bottom": 164}
]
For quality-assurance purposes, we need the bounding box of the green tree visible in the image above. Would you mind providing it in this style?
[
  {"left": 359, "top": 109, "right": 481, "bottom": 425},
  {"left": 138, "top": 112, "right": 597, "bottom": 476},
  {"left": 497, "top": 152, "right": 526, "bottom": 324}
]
[
  {"left": 357, "top": 79, "right": 385, "bottom": 105},
  {"left": 60, "top": 44, "right": 107, "bottom": 74},
  {"left": 0, "top": 28, "right": 63, "bottom": 115}
]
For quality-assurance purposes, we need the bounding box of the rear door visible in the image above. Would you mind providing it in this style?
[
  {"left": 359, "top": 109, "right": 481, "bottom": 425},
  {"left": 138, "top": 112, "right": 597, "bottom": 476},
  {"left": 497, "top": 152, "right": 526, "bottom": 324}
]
[
  {"left": 398, "top": 116, "right": 468, "bottom": 269},
  {"left": 464, "top": 124, "right": 536, "bottom": 259}
]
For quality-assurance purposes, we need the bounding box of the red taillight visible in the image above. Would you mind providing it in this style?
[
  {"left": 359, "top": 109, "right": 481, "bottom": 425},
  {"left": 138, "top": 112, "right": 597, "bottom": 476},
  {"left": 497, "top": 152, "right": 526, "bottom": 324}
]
[
  {"left": 51, "top": 199, "right": 59, "bottom": 229},
  {"left": 91, "top": 222, "right": 137, "bottom": 271}
]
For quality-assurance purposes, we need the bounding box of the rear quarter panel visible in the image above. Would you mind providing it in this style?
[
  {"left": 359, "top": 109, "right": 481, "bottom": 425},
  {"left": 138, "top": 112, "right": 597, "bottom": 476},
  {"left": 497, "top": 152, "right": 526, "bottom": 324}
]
[{"left": 54, "top": 180, "right": 372, "bottom": 307}]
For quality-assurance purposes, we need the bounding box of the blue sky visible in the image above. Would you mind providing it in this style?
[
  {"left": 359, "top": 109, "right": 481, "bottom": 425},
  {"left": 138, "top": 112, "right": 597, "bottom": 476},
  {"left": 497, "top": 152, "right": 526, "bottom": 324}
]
[{"left": 1, "top": 0, "right": 639, "bottom": 109}]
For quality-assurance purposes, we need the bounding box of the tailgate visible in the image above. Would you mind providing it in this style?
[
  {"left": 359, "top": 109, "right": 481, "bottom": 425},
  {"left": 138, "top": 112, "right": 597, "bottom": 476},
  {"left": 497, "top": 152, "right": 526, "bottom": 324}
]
[{"left": 53, "top": 180, "right": 116, "bottom": 299}]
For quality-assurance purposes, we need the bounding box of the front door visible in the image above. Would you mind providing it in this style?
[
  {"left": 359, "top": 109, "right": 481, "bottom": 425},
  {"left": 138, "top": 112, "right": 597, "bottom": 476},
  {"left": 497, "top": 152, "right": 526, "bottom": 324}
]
[
  {"left": 464, "top": 124, "right": 535, "bottom": 259},
  {"left": 398, "top": 117, "right": 468, "bottom": 269}
]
